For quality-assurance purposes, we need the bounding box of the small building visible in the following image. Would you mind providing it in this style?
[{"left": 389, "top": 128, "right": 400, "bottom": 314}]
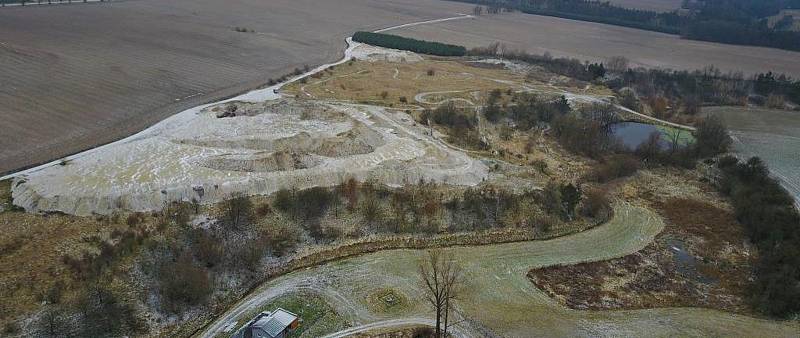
[{"left": 232, "top": 308, "right": 300, "bottom": 338}]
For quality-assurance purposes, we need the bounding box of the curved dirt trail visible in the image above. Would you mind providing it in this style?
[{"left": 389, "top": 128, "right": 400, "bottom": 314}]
[{"left": 200, "top": 202, "right": 795, "bottom": 338}]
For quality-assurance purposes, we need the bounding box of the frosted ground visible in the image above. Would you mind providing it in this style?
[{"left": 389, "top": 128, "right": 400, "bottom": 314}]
[
  {"left": 10, "top": 40, "right": 487, "bottom": 216},
  {"left": 706, "top": 106, "right": 800, "bottom": 207}
]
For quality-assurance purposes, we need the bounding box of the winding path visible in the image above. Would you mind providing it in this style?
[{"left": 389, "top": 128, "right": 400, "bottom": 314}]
[{"left": 196, "top": 201, "right": 798, "bottom": 337}]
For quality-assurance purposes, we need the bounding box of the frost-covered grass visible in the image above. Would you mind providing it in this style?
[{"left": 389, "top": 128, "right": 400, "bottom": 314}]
[{"left": 225, "top": 291, "right": 349, "bottom": 338}]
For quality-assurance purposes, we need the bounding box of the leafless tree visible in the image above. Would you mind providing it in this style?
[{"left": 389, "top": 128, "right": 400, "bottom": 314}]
[
  {"left": 418, "top": 250, "right": 462, "bottom": 337},
  {"left": 606, "top": 56, "right": 629, "bottom": 73},
  {"left": 221, "top": 192, "right": 253, "bottom": 229}
]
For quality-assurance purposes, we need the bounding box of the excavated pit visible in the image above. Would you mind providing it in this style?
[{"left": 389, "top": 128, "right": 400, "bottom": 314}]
[{"left": 12, "top": 98, "right": 487, "bottom": 216}]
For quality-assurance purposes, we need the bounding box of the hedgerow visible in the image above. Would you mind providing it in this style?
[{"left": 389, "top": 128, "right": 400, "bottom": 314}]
[{"left": 352, "top": 31, "right": 466, "bottom": 56}]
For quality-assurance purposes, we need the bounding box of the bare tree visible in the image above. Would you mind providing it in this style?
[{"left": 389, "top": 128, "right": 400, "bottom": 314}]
[
  {"left": 220, "top": 192, "right": 253, "bottom": 229},
  {"left": 606, "top": 56, "right": 629, "bottom": 73},
  {"left": 418, "top": 250, "right": 462, "bottom": 337}
]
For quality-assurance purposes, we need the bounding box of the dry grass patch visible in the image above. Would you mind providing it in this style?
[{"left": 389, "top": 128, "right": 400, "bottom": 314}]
[
  {"left": 528, "top": 183, "right": 755, "bottom": 314},
  {"left": 284, "top": 58, "right": 559, "bottom": 107}
]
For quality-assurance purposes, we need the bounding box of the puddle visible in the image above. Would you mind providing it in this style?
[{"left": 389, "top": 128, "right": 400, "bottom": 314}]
[{"left": 666, "top": 239, "right": 716, "bottom": 285}]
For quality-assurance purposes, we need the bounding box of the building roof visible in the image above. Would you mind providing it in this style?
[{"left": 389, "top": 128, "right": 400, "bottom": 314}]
[{"left": 236, "top": 308, "right": 299, "bottom": 338}]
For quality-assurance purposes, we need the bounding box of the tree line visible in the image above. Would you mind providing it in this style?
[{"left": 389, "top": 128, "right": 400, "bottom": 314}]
[
  {"left": 352, "top": 31, "right": 467, "bottom": 56},
  {"left": 716, "top": 156, "right": 800, "bottom": 318},
  {"left": 468, "top": 45, "right": 799, "bottom": 115},
  {"left": 449, "top": 0, "right": 800, "bottom": 51}
]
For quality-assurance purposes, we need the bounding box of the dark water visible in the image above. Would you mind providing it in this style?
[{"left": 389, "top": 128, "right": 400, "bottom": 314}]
[{"left": 611, "top": 122, "right": 668, "bottom": 150}]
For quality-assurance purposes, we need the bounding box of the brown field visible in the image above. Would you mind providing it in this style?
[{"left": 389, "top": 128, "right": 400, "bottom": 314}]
[
  {"left": 0, "top": 0, "right": 473, "bottom": 174},
  {"left": 391, "top": 12, "right": 800, "bottom": 77}
]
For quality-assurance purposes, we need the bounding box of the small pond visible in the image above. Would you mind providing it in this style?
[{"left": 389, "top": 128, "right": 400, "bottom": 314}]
[{"left": 610, "top": 122, "right": 694, "bottom": 150}]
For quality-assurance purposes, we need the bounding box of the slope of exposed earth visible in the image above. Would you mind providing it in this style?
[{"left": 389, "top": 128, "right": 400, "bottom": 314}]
[{"left": 0, "top": 0, "right": 473, "bottom": 174}]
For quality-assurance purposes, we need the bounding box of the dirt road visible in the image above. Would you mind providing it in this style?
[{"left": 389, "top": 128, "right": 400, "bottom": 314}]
[{"left": 196, "top": 202, "right": 800, "bottom": 337}]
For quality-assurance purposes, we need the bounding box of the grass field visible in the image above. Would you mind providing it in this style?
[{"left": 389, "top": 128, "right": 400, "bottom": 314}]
[
  {"left": 391, "top": 12, "right": 800, "bottom": 77},
  {"left": 203, "top": 203, "right": 800, "bottom": 337},
  {"left": 0, "top": 0, "right": 474, "bottom": 174},
  {"left": 705, "top": 106, "right": 800, "bottom": 205}
]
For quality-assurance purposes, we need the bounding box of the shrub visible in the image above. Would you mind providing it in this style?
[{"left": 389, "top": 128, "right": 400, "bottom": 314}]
[
  {"left": 256, "top": 202, "right": 273, "bottom": 217},
  {"left": 74, "top": 285, "right": 147, "bottom": 336},
  {"left": 412, "top": 327, "right": 435, "bottom": 338},
  {"left": 427, "top": 68, "right": 436, "bottom": 76},
  {"left": 580, "top": 188, "right": 612, "bottom": 221},
  {"left": 159, "top": 252, "right": 213, "bottom": 312},
  {"left": 717, "top": 156, "right": 800, "bottom": 317},
  {"left": 551, "top": 115, "right": 614, "bottom": 158},
  {"left": 220, "top": 193, "right": 253, "bottom": 229},
  {"left": 586, "top": 154, "right": 640, "bottom": 183},
  {"left": 191, "top": 229, "right": 223, "bottom": 268},
  {"left": 273, "top": 188, "right": 297, "bottom": 215},
  {"left": 694, "top": 115, "right": 731, "bottom": 158},
  {"left": 261, "top": 222, "right": 299, "bottom": 256},
  {"left": 125, "top": 213, "right": 144, "bottom": 226},
  {"left": 296, "top": 187, "right": 333, "bottom": 220},
  {"left": 399, "top": 96, "right": 408, "bottom": 103},
  {"left": 3, "top": 322, "right": 19, "bottom": 335},
  {"left": 43, "top": 280, "right": 65, "bottom": 304}
]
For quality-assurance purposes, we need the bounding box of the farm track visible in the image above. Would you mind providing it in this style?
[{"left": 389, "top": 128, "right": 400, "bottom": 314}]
[
  {"left": 0, "top": 0, "right": 476, "bottom": 174},
  {"left": 199, "top": 202, "right": 800, "bottom": 337}
]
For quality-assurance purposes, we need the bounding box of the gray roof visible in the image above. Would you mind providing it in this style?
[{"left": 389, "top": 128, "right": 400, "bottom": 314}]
[{"left": 233, "top": 308, "right": 299, "bottom": 338}]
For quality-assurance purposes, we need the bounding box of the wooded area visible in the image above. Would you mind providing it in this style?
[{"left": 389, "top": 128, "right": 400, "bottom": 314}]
[
  {"left": 452, "top": 0, "right": 800, "bottom": 51},
  {"left": 353, "top": 31, "right": 467, "bottom": 56}
]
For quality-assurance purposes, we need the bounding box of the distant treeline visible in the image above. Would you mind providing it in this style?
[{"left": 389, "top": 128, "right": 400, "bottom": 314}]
[
  {"left": 469, "top": 44, "right": 800, "bottom": 111},
  {"left": 352, "top": 31, "right": 467, "bottom": 56},
  {"left": 717, "top": 156, "right": 800, "bottom": 318},
  {"left": 451, "top": 0, "right": 800, "bottom": 52}
]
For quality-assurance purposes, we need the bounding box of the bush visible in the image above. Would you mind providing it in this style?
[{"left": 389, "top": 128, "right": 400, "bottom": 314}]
[
  {"left": 256, "top": 202, "right": 273, "bottom": 217},
  {"left": 586, "top": 154, "right": 640, "bottom": 182},
  {"left": 220, "top": 193, "right": 253, "bottom": 229},
  {"left": 191, "top": 229, "right": 223, "bottom": 268},
  {"left": 3, "top": 322, "right": 19, "bottom": 335},
  {"left": 160, "top": 201, "right": 193, "bottom": 228},
  {"left": 296, "top": 187, "right": 334, "bottom": 220},
  {"left": 261, "top": 222, "right": 299, "bottom": 256},
  {"left": 717, "top": 156, "right": 800, "bottom": 317},
  {"left": 694, "top": 115, "right": 732, "bottom": 158},
  {"left": 412, "top": 327, "right": 435, "bottom": 338},
  {"left": 352, "top": 31, "right": 467, "bottom": 56},
  {"left": 159, "top": 252, "right": 213, "bottom": 312},
  {"left": 580, "top": 188, "right": 612, "bottom": 221},
  {"left": 74, "top": 285, "right": 147, "bottom": 336},
  {"left": 552, "top": 115, "right": 614, "bottom": 158},
  {"left": 125, "top": 213, "right": 144, "bottom": 226}
]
